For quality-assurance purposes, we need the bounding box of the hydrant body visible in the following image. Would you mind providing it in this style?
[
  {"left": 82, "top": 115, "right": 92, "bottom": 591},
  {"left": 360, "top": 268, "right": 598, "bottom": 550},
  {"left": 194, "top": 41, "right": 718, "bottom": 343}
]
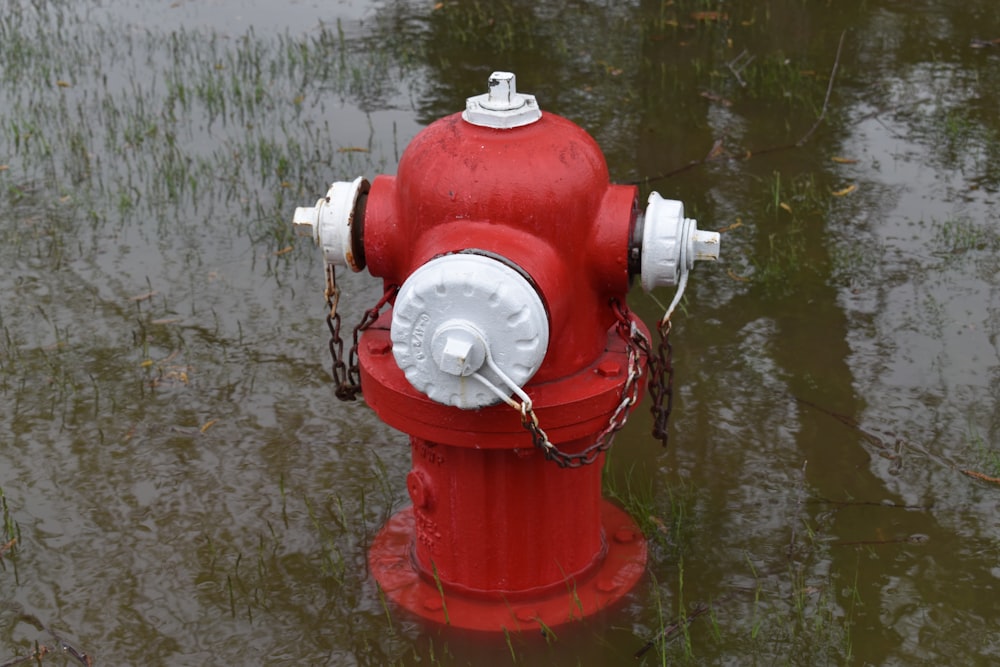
[
  {"left": 362, "top": 100, "right": 647, "bottom": 631},
  {"left": 293, "top": 73, "right": 719, "bottom": 632}
]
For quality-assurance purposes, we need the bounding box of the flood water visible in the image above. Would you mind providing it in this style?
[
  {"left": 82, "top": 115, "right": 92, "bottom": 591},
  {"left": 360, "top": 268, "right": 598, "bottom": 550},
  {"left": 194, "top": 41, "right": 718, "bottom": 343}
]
[{"left": 1, "top": 0, "right": 999, "bottom": 664}]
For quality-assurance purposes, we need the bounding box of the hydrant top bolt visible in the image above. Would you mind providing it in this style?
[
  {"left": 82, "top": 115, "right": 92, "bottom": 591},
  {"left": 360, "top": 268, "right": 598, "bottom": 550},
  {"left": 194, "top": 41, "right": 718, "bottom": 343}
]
[
  {"left": 481, "top": 71, "right": 523, "bottom": 111},
  {"left": 463, "top": 71, "right": 542, "bottom": 129}
]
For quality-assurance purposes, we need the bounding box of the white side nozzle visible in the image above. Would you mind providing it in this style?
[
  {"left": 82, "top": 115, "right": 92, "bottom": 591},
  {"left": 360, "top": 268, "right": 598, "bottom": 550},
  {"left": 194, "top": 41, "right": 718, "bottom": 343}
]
[
  {"left": 639, "top": 192, "right": 719, "bottom": 292},
  {"left": 292, "top": 176, "right": 368, "bottom": 271}
]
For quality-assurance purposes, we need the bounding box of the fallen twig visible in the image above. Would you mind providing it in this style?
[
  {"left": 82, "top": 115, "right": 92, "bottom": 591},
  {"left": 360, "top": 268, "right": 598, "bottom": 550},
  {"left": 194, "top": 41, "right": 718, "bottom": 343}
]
[
  {"left": 0, "top": 644, "right": 49, "bottom": 667},
  {"left": 727, "top": 49, "right": 754, "bottom": 87},
  {"left": 797, "top": 30, "right": 846, "bottom": 146},
  {"left": 960, "top": 469, "right": 1000, "bottom": 486},
  {"left": 832, "top": 534, "right": 929, "bottom": 547},
  {"left": 0, "top": 604, "right": 92, "bottom": 667}
]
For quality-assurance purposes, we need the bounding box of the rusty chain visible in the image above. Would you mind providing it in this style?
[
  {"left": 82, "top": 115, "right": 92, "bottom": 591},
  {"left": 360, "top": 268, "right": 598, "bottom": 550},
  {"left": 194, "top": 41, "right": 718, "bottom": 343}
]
[
  {"left": 324, "top": 264, "right": 398, "bottom": 401},
  {"left": 518, "top": 298, "right": 673, "bottom": 468},
  {"left": 647, "top": 318, "right": 674, "bottom": 448}
]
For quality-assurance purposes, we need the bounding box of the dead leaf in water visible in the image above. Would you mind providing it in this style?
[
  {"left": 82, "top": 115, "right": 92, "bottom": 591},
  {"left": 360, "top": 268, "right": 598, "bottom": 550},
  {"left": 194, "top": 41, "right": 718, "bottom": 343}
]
[
  {"left": 831, "top": 156, "right": 858, "bottom": 164},
  {"left": 717, "top": 219, "right": 743, "bottom": 233},
  {"left": 727, "top": 268, "right": 750, "bottom": 282},
  {"left": 0, "top": 538, "right": 16, "bottom": 557},
  {"left": 832, "top": 184, "right": 857, "bottom": 197},
  {"left": 691, "top": 11, "right": 728, "bottom": 21},
  {"left": 700, "top": 91, "right": 732, "bottom": 107},
  {"left": 129, "top": 290, "right": 158, "bottom": 302},
  {"left": 648, "top": 515, "right": 670, "bottom": 535},
  {"left": 779, "top": 202, "right": 793, "bottom": 214}
]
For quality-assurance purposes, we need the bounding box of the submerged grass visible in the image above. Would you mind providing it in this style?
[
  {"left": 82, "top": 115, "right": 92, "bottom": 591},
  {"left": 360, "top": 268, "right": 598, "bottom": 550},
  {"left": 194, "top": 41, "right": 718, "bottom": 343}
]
[
  {"left": 744, "top": 170, "right": 834, "bottom": 296},
  {"left": 0, "top": 487, "right": 19, "bottom": 555},
  {"left": 0, "top": 2, "right": 403, "bottom": 268},
  {"left": 607, "top": 455, "right": 859, "bottom": 665}
]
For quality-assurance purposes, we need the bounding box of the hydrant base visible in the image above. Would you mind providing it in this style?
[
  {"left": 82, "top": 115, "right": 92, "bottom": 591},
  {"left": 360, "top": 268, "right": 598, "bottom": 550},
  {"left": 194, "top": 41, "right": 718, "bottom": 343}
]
[{"left": 369, "top": 500, "right": 647, "bottom": 632}]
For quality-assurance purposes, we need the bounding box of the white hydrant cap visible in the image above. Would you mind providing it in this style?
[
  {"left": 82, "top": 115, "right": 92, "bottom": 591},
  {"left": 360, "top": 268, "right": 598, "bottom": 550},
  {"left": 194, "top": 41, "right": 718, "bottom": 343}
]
[
  {"left": 640, "top": 192, "right": 720, "bottom": 291},
  {"left": 391, "top": 254, "right": 549, "bottom": 409},
  {"left": 463, "top": 71, "right": 542, "bottom": 129},
  {"left": 292, "top": 176, "right": 368, "bottom": 271}
]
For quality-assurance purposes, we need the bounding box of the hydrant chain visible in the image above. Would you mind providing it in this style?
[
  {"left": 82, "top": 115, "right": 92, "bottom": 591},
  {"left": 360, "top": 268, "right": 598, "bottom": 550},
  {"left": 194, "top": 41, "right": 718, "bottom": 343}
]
[
  {"left": 514, "top": 299, "right": 650, "bottom": 469},
  {"left": 324, "top": 264, "right": 399, "bottom": 401},
  {"left": 647, "top": 319, "right": 675, "bottom": 448},
  {"left": 324, "top": 264, "right": 356, "bottom": 400}
]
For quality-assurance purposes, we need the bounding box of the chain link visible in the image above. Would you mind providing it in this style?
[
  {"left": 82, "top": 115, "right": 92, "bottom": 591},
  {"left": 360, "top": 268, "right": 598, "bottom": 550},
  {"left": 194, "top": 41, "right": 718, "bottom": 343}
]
[
  {"left": 647, "top": 319, "right": 674, "bottom": 448},
  {"left": 324, "top": 264, "right": 398, "bottom": 401},
  {"left": 519, "top": 298, "right": 673, "bottom": 468}
]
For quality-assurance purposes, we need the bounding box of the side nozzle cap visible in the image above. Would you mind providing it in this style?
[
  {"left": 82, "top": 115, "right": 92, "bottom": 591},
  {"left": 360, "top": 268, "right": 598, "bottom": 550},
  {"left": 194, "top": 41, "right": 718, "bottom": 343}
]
[
  {"left": 640, "top": 192, "right": 719, "bottom": 291},
  {"left": 292, "top": 176, "right": 368, "bottom": 271}
]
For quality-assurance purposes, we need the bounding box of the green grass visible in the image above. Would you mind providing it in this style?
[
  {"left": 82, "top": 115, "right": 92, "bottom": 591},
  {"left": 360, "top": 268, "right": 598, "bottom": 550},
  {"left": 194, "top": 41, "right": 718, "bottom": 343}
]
[
  {"left": 746, "top": 170, "right": 832, "bottom": 295},
  {"left": 0, "top": 485, "right": 21, "bottom": 581},
  {"left": 932, "top": 216, "right": 1000, "bottom": 255},
  {"left": 0, "top": 486, "right": 19, "bottom": 549},
  {"left": 606, "top": 454, "right": 861, "bottom": 666},
  {"left": 967, "top": 421, "right": 1000, "bottom": 477}
]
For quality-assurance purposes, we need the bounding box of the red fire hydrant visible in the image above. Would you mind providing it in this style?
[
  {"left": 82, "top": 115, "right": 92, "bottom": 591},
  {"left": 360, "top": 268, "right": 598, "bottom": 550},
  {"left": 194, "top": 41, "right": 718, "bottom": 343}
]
[{"left": 293, "top": 72, "right": 718, "bottom": 632}]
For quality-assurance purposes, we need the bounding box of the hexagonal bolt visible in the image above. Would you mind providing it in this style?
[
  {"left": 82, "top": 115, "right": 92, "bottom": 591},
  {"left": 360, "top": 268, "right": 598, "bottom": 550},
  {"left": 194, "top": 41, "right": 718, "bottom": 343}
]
[
  {"left": 432, "top": 322, "right": 487, "bottom": 377},
  {"left": 463, "top": 71, "right": 542, "bottom": 129},
  {"left": 484, "top": 71, "right": 520, "bottom": 110}
]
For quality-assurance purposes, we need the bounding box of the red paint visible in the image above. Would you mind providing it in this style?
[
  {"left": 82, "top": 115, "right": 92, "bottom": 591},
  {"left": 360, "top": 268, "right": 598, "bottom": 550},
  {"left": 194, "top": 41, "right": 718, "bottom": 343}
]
[{"left": 359, "top": 106, "right": 647, "bottom": 631}]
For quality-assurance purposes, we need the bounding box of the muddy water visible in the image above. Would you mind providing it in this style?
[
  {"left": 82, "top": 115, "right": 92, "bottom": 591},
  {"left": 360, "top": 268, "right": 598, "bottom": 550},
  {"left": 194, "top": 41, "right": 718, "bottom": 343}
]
[{"left": 1, "top": 0, "right": 998, "bottom": 664}]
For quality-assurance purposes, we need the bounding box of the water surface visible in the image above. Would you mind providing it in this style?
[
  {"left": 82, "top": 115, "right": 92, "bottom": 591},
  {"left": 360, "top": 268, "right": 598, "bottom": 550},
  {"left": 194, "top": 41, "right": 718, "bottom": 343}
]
[{"left": 1, "top": 0, "right": 998, "bottom": 664}]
